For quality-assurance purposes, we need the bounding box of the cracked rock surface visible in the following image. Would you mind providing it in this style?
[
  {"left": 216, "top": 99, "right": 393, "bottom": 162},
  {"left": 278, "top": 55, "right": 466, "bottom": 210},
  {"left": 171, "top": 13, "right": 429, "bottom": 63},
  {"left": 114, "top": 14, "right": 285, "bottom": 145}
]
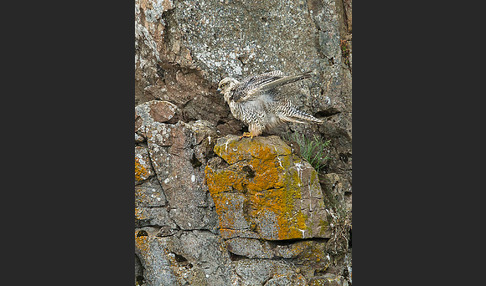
[{"left": 135, "top": 0, "right": 351, "bottom": 285}]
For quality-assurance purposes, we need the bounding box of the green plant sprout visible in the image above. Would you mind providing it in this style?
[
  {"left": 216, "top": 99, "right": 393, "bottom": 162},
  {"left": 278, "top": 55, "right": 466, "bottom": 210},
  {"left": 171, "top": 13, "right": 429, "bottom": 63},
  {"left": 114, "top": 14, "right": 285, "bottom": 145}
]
[{"left": 284, "top": 132, "right": 331, "bottom": 173}]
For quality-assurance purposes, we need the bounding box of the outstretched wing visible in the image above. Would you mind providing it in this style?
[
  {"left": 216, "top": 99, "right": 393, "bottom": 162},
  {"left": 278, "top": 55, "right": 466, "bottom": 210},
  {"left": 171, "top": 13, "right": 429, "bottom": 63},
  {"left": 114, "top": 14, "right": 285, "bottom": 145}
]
[
  {"left": 232, "top": 70, "right": 286, "bottom": 102},
  {"left": 234, "top": 71, "right": 312, "bottom": 103}
]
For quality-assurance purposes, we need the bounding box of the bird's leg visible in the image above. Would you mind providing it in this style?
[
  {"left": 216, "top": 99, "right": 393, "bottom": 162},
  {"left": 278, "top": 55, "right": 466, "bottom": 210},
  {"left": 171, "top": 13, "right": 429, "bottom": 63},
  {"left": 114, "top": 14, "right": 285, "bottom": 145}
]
[
  {"left": 239, "top": 132, "right": 254, "bottom": 140},
  {"left": 239, "top": 125, "right": 261, "bottom": 140},
  {"left": 239, "top": 128, "right": 259, "bottom": 140}
]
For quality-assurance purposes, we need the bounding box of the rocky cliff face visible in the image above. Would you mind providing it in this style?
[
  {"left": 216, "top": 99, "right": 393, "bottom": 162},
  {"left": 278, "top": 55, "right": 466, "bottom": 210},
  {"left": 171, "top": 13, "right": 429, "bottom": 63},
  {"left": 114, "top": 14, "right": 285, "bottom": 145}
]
[{"left": 135, "top": 0, "right": 351, "bottom": 285}]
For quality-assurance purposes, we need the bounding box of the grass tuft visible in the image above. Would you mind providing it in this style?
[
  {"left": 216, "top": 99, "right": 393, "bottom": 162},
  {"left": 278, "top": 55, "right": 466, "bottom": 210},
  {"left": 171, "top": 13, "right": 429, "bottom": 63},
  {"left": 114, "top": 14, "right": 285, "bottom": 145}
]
[{"left": 283, "top": 132, "right": 330, "bottom": 173}]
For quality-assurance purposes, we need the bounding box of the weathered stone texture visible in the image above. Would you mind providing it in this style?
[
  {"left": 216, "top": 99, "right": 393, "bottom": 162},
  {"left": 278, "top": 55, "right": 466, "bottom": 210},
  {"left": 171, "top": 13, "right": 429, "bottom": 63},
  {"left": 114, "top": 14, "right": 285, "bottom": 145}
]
[
  {"left": 232, "top": 259, "right": 307, "bottom": 286},
  {"left": 135, "top": 177, "right": 167, "bottom": 208},
  {"left": 135, "top": 0, "right": 352, "bottom": 284},
  {"left": 135, "top": 228, "right": 233, "bottom": 286},
  {"left": 135, "top": 101, "right": 234, "bottom": 285},
  {"left": 136, "top": 101, "right": 219, "bottom": 232},
  {"left": 135, "top": 228, "right": 179, "bottom": 286},
  {"left": 135, "top": 146, "right": 155, "bottom": 184}
]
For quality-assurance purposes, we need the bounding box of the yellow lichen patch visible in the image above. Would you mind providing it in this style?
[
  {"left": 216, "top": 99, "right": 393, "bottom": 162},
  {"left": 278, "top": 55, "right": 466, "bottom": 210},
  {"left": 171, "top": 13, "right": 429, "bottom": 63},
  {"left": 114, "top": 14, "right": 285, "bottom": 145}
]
[
  {"left": 296, "top": 241, "right": 329, "bottom": 267},
  {"left": 277, "top": 209, "right": 307, "bottom": 240},
  {"left": 213, "top": 138, "right": 247, "bottom": 164},
  {"left": 135, "top": 188, "right": 146, "bottom": 205},
  {"left": 134, "top": 231, "right": 149, "bottom": 254},
  {"left": 294, "top": 212, "right": 309, "bottom": 236},
  {"left": 135, "top": 157, "right": 149, "bottom": 182},
  {"left": 135, "top": 207, "right": 146, "bottom": 220},
  {"left": 243, "top": 186, "right": 299, "bottom": 239},
  {"left": 205, "top": 166, "right": 249, "bottom": 230},
  {"left": 214, "top": 136, "right": 292, "bottom": 165},
  {"left": 205, "top": 167, "right": 240, "bottom": 194},
  {"left": 245, "top": 161, "right": 283, "bottom": 191},
  {"left": 206, "top": 136, "right": 326, "bottom": 240},
  {"left": 248, "top": 143, "right": 276, "bottom": 162}
]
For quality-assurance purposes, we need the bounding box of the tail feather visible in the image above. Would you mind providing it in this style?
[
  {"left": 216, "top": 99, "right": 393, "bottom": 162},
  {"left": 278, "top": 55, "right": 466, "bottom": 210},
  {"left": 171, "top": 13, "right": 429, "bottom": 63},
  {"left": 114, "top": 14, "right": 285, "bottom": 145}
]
[{"left": 279, "top": 106, "right": 324, "bottom": 124}]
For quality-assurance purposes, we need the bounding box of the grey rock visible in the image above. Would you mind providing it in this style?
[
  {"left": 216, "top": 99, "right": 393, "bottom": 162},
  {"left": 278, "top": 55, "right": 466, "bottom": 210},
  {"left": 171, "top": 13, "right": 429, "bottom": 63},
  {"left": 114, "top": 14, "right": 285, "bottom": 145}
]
[
  {"left": 135, "top": 0, "right": 352, "bottom": 284},
  {"left": 135, "top": 255, "right": 144, "bottom": 285},
  {"left": 167, "top": 230, "right": 232, "bottom": 286},
  {"left": 156, "top": 225, "right": 179, "bottom": 237},
  {"left": 135, "top": 0, "right": 174, "bottom": 105},
  {"left": 264, "top": 273, "right": 307, "bottom": 286},
  {"left": 168, "top": 205, "right": 218, "bottom": 232},
  {"left": 225, "top": 238, "right": 274, "bottom": 259},
  {"left": 135, "top": 205, "right": 173, "bottom": 228},
  {"left": 135, "top": 100, "right": 179, "bottom": 138},
  {"left": 309, "top": 273, "right": 347, "bottom": 286},
  {"left": 320, "top": 173, "right": 352, "bottom": 213},
  {"left": 146, "top": 121, "right": 218, "bottom": 231},
  {"left": 135, "top": 146, "right": 155, "bottom": 184},
  {"left": 135, "top": 177, "right": 167, "bottom": 208},
  {"left": 232, "top": 259, "right": 303, "bottom": 286},
  {"left": 135, "top": 228, "right": 179, "bottom": 286}
]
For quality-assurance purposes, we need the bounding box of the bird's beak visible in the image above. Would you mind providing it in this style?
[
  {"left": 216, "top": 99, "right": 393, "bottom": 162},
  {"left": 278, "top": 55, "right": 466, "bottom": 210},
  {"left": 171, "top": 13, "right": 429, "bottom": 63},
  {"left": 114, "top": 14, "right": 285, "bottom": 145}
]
[{"left": 217, "top": 88, "right": 221, "bottom": 92}]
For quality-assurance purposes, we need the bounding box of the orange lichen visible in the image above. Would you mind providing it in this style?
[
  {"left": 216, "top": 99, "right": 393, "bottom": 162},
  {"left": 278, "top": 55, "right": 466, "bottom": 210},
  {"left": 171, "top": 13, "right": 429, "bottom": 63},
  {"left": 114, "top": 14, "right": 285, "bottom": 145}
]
[
  {"left": 204, "top": 168, "right": 237, "bottom": 228},
  {"left": 206, "top": 137, "right": 313, "bottom": 240},
  {"left": 134, "top": 231, "right": 149, "bottom": 254},
  {"left": 135, "top": 188, "right": 147, "bottom": 206},
  {"left": 135, "top": 157, "right": 149, "bottom": 182},
  {"left": 135, "top": 207, "right": 146, "bottom": 220}
]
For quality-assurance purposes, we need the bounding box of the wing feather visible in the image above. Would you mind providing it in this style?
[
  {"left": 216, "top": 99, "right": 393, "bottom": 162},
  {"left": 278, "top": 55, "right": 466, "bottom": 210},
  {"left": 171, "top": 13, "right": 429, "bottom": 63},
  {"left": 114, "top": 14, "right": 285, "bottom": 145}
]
[
  {"left": 234, "top": 71, "right": 312, "bottom": 103},
  {"left": 232, "top": 71, "right": 285, "bottom": 102}
]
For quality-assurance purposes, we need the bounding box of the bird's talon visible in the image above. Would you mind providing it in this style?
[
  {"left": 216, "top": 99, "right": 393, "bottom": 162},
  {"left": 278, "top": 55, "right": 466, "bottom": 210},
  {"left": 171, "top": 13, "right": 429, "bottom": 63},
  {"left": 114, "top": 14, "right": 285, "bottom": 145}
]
[{"left": 239, "top": 132, "right": 253, "bottom": 140}]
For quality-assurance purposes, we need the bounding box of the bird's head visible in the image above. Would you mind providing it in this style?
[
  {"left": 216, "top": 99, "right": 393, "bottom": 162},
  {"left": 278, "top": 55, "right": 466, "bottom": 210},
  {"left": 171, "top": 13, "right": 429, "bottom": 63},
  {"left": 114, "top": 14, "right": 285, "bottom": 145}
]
[{"left": 217, "top": 77, "right": 239, "bottom": 103}]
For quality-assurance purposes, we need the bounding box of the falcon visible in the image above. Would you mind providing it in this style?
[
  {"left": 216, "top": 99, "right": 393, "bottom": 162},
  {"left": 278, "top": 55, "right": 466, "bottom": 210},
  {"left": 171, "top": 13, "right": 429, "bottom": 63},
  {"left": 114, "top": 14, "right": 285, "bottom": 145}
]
[{"left": 217, "top": 70, "right": 323, "bottom": 138}]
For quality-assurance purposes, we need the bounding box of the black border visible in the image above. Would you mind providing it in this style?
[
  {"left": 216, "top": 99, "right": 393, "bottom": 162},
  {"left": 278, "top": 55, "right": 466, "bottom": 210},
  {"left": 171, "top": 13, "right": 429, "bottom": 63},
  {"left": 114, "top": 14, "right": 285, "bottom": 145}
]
[
  {"left": 354, "top": 1, "right": 482, "bottom": 284},
  {"left": 9, "top": 1, "right": 136, "bottom": 284},
  {"left": 8, "top": 0, "right": 482, "bottom": 284}
]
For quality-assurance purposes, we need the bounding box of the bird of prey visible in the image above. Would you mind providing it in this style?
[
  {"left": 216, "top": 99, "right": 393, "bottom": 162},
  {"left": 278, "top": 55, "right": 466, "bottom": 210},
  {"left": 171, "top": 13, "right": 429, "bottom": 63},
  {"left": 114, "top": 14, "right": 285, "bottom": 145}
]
[{"left": 217, "top": 70, "right": 323, "bottom": 138}]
